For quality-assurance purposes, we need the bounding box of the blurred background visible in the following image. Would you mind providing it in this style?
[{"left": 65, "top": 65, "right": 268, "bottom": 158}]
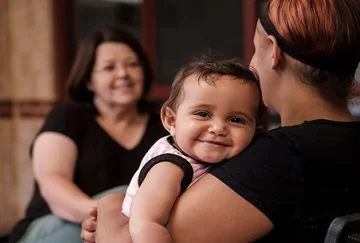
[{"left": 0, "top": 0, "right": 359, "bottom": 237}]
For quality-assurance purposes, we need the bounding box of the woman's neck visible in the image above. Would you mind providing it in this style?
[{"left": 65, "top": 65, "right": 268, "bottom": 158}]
[
  {"left": 93, "top": 97, "right": 142, "bottom": 124},
  {"left": 279, "top": 97, "right": 354, "bottom": 126},
  {"left": 273, "top": 74, "right": 354, "bottom": 126}
]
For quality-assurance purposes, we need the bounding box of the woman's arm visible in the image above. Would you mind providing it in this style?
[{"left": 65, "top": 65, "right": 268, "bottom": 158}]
[
  {"left": 33, "top": 132, "right": 96, "bottom": 223},
  {"left": 130, "top": 162, "right": 183, "bottom": 243},
  {"left": 167, "top": 173, "right": 273, "bottom": 242},
  {"left": 92, "top": 173, "right": 273, "bottom": 243},
  {"left": 96, "top": 193, "right": 132, "bottom": 243}
]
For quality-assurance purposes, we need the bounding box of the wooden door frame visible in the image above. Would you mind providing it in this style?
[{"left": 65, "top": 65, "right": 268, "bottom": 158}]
[{"left": 52, "top": 0, "right": 73, "bottom": 101}]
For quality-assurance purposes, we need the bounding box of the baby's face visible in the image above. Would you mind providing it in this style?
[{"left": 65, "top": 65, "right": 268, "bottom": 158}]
[{"left": 171, "top": 74, "right": 259, "bottom": 163}]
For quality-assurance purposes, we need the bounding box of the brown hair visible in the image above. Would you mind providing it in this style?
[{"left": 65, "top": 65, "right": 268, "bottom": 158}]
[
  {"left": 268, "top": 0, "right": 360, "bottom": 105},
  {"left": 161, "top": 56, "right": 266, "bottom": 132},
  {"left": 67, "top": 26, "right": 153, "bottom": 112}
]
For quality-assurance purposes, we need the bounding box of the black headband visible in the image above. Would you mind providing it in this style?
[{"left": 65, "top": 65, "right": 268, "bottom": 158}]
[{"left": 259, "top": 6, "right": 359, "bottom": 75}]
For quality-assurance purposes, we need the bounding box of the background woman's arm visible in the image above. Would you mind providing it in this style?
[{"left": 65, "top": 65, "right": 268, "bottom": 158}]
[{"left": 33, "top": 132, "right": 96, "bottom": 223}]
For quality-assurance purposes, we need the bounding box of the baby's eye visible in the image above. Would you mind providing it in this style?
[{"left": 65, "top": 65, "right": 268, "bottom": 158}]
[
  {"left": 194, "top": 111, "right": 210, "bottom": 118},
  {"left": 229, "top": 117, "right": 246, "bottom": 125}
]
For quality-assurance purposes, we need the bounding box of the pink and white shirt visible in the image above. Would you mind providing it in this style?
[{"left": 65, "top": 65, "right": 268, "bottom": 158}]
[{"left": 122, "top": 136, "right": 211, "bottom": 217}]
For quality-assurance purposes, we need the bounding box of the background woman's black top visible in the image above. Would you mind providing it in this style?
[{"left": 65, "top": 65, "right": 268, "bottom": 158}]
[{"left": 9, "top": 102, "right": 168, "bottom": 242}]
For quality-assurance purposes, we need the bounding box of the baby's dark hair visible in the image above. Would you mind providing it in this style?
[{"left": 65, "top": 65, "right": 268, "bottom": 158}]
[{"left": 161, "top": 56, "right": 266, "bottom": 133}]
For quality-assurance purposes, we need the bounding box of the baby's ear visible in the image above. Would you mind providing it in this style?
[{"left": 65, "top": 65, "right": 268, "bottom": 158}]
[{"left": 160, "top": 106, "right": 176, "bottom": 136}]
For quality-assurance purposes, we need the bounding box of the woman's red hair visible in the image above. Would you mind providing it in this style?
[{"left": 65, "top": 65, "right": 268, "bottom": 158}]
[
  {"left": 269, "top": 0, "right": 360, "bottom": 60},
  {"left": 267, "top": 0, "right": 360, "bottom": 104}
]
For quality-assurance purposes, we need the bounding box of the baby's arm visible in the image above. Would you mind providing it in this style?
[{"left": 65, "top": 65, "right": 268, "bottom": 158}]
[{"left": 129, "top": 161, "right": 185, "bottom": 243}]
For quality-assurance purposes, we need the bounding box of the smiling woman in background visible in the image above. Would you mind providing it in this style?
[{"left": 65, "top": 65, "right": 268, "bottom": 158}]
[{"left": 8, "top": 26, "right": 167, "bottom": 243}]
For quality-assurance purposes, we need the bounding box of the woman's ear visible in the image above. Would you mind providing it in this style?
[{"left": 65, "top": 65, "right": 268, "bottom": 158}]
[
  {"left": 267, "top": 35, "right": 282, "bottom": 69},
  {"left": 160, "top": 106, "right": 176, "bottom": 136}
]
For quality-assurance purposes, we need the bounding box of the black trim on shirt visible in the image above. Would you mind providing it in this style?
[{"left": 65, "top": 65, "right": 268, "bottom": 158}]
[{"left": 138, "top": 153, "right": 194, "bottom": 193}]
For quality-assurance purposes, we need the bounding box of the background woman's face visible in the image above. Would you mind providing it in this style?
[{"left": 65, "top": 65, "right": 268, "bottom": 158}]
[{"left": 89, "top": 42, "right": 145, "bottom": 108}]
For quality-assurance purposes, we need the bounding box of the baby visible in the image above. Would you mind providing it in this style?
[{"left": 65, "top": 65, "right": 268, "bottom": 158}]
[{"left": 122, "top": 57, "right": 264, "bottom": 243}]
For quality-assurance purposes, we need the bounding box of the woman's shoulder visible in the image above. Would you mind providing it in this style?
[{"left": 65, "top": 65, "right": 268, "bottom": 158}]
[
  {"left": 39, "top": 102, "right": 93, "bottom": 141},
  {"left": 212, "top": 127, "right": 304, "bottom": 177},
  {"left": 47, "top": 102, "right": 91, "bottom": 117},
  {"left": 44, "top": 102, "right": 96, "bottom": 125},
  {"left": 29, "top": 102, "right": 91, "bottom": 155},
  {"left": 246, "top": 126, "right": 302, "bottom": 151},
  {"left": 210, "top": 128, "right": 305, "bottom": 227},
  {"left": 247, "top": 129, "right": 301, "bottom": 160},
  {"left": 265, "top": 119, "right": 360, "bottom": 149},
  {"left": 262, "top": 126, "right": 302, "bottom": 146}
]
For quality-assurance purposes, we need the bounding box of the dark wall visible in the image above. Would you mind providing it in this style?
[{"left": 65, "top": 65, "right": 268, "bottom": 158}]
[
  {"left": 72, "top": 1, "right": 141, "bottom": 51},
  {"left": 156, "top": 0, "right": 244, "bottom": 84},
  {"left": 71, "top": 0, "right": 245, "bottom": 85}
]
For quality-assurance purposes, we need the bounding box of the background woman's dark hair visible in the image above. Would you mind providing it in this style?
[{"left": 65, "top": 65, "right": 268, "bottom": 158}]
[
  {"left": 67, "top": 26, "right": 154, "bottom": 112},
  {"left": 269, "top": 0, "right": 360, "bottom": 107},
  {"left": 162, "top": 56, "right": 267, "bottom": 133}
]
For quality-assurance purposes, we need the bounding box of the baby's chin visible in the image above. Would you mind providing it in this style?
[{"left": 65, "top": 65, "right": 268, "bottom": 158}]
[{"left": 194, "top": 154, "right": 226, "bottom": 164}]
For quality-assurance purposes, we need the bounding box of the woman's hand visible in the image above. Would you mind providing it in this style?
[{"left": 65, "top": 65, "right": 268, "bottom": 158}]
[{"left": 81, "top": 206, "right": 98, "bottom": 243}]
